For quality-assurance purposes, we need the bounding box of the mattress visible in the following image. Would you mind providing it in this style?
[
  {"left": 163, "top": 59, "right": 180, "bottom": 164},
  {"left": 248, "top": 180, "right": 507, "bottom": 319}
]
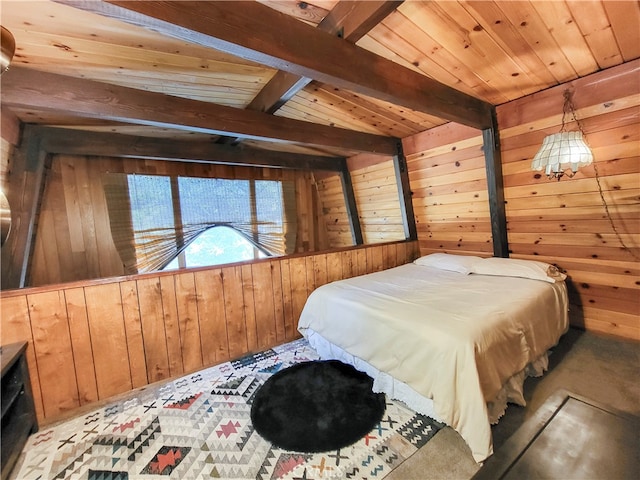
[{"left": 297, "top": 262, "right": 569, "bottom": 462}]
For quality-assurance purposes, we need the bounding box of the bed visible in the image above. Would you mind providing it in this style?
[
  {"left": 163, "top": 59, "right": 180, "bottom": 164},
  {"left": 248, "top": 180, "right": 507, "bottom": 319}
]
[{"left": 297, "top": 253, "right": 569, "bottom": 463}]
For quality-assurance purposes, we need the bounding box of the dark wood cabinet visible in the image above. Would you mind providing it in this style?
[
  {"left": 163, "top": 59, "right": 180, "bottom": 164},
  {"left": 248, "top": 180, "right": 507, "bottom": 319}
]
[{"left": 1, "top": 342, "right": 38, "bottom": 480}]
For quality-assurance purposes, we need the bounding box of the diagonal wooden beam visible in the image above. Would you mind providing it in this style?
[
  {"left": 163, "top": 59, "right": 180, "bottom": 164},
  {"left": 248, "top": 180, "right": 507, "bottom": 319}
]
[
  {"left": 60, "top": 0, "right": 493, "bottom": 129},
  {"left": 247, "top": 1, "right": 403, "bottom": 115},
  {"left": 36, "top": 127, "right": 346, "bottom": 171},
  {"left": 1, "top": 66, "right": 397, "bottom": 155},
  {"left": 393, "top": 141, "right": 417, "bottom": 241},
  {"left": 338, "top": 162, "right": 364, "bottom": 245}
]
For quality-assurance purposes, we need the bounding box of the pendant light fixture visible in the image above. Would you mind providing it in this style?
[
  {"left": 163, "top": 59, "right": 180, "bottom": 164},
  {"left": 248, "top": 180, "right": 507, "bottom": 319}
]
[
  {"left": 531, "top": 89, "right": 593, "bottom": 180},
  {"left": 1, "top": 26, "right": 16, "bottom": 74}
]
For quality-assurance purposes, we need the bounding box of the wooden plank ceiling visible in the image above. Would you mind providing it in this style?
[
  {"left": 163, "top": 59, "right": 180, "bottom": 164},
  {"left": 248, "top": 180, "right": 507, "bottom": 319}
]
[{"left": 1, "top": 0, "right": 638, "bottom": 159}]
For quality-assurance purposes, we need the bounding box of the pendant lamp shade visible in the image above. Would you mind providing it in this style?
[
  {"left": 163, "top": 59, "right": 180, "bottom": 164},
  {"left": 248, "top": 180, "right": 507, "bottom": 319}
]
[
  {"left": 1, "top": 26, "right": 16, "bottom": 74},
  {"left": 531, "top": 131, "right": 593, "bottom": 178},
  {"left": 530, "top": 89, "right": 594, "bottom": 180}
]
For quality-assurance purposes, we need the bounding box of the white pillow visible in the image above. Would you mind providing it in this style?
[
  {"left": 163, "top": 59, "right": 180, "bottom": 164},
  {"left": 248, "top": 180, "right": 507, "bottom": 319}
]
[
  {"left": 414, "top": 253, "right": 483, "bottom": 274},
  {"left": 471, "top": 257, "right": 566, "bottom": 283}
]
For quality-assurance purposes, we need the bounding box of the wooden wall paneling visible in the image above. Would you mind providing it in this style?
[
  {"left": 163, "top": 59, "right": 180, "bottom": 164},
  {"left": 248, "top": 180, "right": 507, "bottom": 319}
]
[
  {"left": 48, "top": 158, "right": 77, "bottom": 281},
  {"left": 295, "top": 171, "right": 324, "bottom": 253},
  {"left": 509, "top": 244, "right": 636, "bottom": 263},
  {"left": 366, "top": 244, "right": 384, "bottom": 273},
  {"left": 403, "top": 121, "right": 494, "bottom": 259},
  {"left": 250, "top": 261, "right": 277, "bottom": 351},
  {"left": 92, "top": 157, "right": 127, "bottom": 283},
  {"left": 159, "top": 275, "right": 184, "bottom": 377},
  {"left": 241, "top": 263, "right": 259, "bottom": 353},
  {"left": 575, "top": 305, "right": 639, "bottom": 340},
  {"left": 0, "top": 294, "right": 44, "bottom": 420},
  {"left": 315, "top": 172, "right": 352, "bottom": 248},
  {"left": 497, "top": 63, "right": 639, "bottom": 339},
  {"left": 270, "top": 260, "right": 287, "bottom": 344},
  {"left": 304, "top": 255, "right": 317, "bottom": 295},
  {"left": 173, "top": 272, "right": 204, "bottom": 373},
  {"left": 58, "top": 156, "right": 86, "bottom": 260},
  {"left": 326, "top": 251, "right": 344, "bottom": 283},
  {"left": 193, "top": 268, "right": 229, "bottom": 365},
  {"left": 355, "top": 246, "right": 368, "bottom": 275},
  {"left": 1, "top": 241, "right": 419, "bottom": 424},
  {"left": 311, "top": 253, "right": 330, "bottom": 288},
  {"left": 349, "top": 156, "right": 406, "bottom": 245},
  {"left": 28, "top": 154, "right": 126, "bottom": 286},
  {"left": 26, "top": 290, "right": 80, "bottom": 418},
  {"left": 118, "top": 280, "right": 148, "bottom": 389},
  {"left": 287, "top": 256, "right": 308, "bottom": 340},
  {"left": 279, "top": 259, "right": 295, "bottom": 341},
  {"left": 222, "top": 265, "right": 249, "bottom": 359},
  {"left": 311, "top": 174, "right": 330, "bottom": 252},
  {"left": 341, "top": 249, "right": 357, "bottom": 279},
  {"left": 30, "top": 207, "right": 60, "bottom": 286},
  {"left": 84, "top": 282, "right": 133, "bottom": 399},
  {"left": 71, "top": 156, "right": 102, "bottom": 277},
  {"left": 64, "top": 287, "right": 99, "bottom": 406},
  {"left": 28, "top": 165, "right": 56, "bottom": 285},
  {"left": 43, "top": 157, "right": 80, "bottom": 285},
  {"left": 0, "top": 127, "right": 47, "bottom": 289},
  {"left": 497, "top": 61, "right": 639, "bottom": 132},
  {"left": 394, "top": 241, "right": 407, "bottom": 265}
]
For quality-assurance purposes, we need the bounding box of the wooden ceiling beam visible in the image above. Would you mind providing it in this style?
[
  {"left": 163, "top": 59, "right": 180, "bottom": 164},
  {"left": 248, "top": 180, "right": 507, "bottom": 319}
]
[
  {"left": 61, "top": 0, "right": 494, "bottom": 129},
  {"left": 1, "top": 67, "right": 397, "bottom": 155},
  {"left": 247, "top": 1, "right": 403, "bottom": 115},
  {"left": 36, "top": 127, "right": 346, "bottom": 171}
]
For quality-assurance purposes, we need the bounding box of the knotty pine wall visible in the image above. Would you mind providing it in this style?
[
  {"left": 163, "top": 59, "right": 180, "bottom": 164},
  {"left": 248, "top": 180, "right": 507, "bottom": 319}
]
[
  {"left": 28, "top": 155, "right": 325, "bottom": 286},
  {"left": 315, "top": 153, "right": 406, "bottom": 247},
  {"left": 403, "top": 60, "right": 639, "bottom": 341},
  {"left": 403, "top": 123, "right": 492, "bottom": 256},
  {"left": 1, "top": 240, "right": 419, "bottom": 425}
]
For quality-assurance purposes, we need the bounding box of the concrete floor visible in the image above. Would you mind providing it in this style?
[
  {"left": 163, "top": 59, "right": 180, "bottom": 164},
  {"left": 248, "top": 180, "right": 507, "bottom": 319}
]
[{"left": 386, "top": 327, "right": 640, "bottom": 480}]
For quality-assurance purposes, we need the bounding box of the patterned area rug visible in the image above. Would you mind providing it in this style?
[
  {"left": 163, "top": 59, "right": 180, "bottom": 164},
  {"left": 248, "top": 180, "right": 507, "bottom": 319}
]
[{"left": 14, "top": 339, "right": 443, "bottom": 480}]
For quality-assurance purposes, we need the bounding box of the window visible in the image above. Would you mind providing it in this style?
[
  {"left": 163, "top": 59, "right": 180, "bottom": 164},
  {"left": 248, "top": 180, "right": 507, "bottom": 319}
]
[
  {"left": 103, "top": 173, "right": 296, "bottom": 273},
  {"left": 163, "top": 226, "right": 267, "bottom": 270}
]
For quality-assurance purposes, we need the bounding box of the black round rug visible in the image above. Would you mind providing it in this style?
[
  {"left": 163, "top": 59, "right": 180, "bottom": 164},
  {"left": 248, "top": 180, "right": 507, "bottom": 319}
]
[{"left": 250, "top": 360, "right": 386, "bottom": 453}]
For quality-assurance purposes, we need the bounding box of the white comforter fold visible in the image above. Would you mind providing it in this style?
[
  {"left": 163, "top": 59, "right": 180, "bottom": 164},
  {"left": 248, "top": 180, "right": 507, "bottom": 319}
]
[{"left": 297, "top": 263, "right": 569, "bottom": 462}]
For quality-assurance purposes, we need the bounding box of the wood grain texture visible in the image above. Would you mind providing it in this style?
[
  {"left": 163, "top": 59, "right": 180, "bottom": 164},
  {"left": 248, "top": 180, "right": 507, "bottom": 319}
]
[
  {"left": 316, "top": 155, "right": 406, "bottom": 248},
  {"left": 2, "top": 67, "right": 397, "bottom": 155},
  {"left": 403, "top": 119, "right": 493, "bottom": 258},
  {"left": 1, "top": 241, "right": 418, "bottom": 425},
  {"left": 405, "top": 61, "right": 639, "bottom": 340},
  {"left": 3, "top": 0, "right": 635, "bottom": 140},
  {"left": 70, "top": 0, "right": 492, "bottom": 129}
]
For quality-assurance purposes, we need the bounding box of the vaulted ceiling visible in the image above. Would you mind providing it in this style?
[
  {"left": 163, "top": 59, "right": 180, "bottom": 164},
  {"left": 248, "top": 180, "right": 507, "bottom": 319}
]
[{"left": 1, "top": 1, "right": 638, "bottom": 160}]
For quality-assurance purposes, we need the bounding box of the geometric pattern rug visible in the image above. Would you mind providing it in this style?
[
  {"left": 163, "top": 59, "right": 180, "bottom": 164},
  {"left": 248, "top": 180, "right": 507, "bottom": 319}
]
[{"left": 14, "top": 338, "right": 443, "bottom": 480}]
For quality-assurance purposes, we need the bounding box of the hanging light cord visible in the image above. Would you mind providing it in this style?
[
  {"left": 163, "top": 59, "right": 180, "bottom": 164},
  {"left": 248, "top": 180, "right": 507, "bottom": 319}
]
[
  {"left": 566, "top": 88, "right": 639, "bottom": 261},
  {"left": 560, "top": 89, "right": 574, "bottom": 133},
  {"left": 592, "top": 160, "right": 640, "bottom": 261}
]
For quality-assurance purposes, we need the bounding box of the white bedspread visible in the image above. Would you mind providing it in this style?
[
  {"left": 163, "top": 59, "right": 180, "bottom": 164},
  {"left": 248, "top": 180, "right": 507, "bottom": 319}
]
[{"left": 297, "top": 263, "right": 569, "bottom": 462}]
